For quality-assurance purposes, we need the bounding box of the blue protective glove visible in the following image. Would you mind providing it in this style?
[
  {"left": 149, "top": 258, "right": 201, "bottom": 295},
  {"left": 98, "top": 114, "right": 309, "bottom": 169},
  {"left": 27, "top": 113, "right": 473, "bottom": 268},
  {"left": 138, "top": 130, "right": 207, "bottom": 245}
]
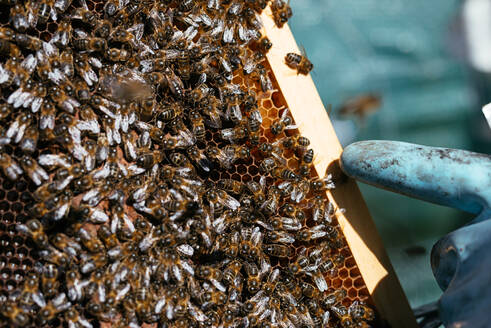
[{"left": 340, "top": 140, "right": 491, "bottom": 328}]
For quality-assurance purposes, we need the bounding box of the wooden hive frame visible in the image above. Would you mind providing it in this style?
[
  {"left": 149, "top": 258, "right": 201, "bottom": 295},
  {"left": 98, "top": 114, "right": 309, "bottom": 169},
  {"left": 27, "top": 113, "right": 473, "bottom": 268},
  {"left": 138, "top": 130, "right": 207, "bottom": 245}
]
[{"left": 260, "top": 6, "right": 418, "bottom": 328}]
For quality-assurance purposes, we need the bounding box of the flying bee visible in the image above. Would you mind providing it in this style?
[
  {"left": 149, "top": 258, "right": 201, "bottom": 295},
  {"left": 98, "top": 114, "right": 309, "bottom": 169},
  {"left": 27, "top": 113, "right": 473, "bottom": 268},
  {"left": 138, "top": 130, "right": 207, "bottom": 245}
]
[
  {"left": 0, "top": 153, "right": 23, "bottom": 181},
  {"left": 271, "top": 0, "right": 293, "bottom": 28},
  {"left": 271, "top": 108, "right": 297, "bottom": 135}
]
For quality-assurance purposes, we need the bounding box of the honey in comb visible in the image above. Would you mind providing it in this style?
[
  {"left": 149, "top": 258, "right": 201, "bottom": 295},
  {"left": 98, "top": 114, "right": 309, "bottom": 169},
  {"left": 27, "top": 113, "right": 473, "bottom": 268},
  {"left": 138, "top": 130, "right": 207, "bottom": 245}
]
[{"left": 0, "top": 0, "right": 376, "bottom": 327}]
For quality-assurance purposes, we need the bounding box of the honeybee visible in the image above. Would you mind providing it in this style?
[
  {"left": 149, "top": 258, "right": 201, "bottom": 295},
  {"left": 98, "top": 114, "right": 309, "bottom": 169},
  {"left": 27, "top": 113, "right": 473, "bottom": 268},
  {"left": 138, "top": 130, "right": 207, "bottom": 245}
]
[
  {"left": 37, "top": 0, "right": 57, "bottom": 25},
  {"left": 246, "top": 176, "right": 266, "bottom": 204},
  {"left": 261, "top": 185, "right": 281, "bottom": 215},
  {"left": 265, "top": 230, "right": 295, "bottom": 244},
  {"left": 106, "top": 47, "right": 131, "bottom": 62},
  {"left": 279, "top": 179, "right": 310, "bottom": 203},
  {"left": 16, "top": 219, "right": 49, "bottom": 248},
  {"left": 0, "top": 103, "right": 11, "bottom": 120},
  {"left": 0, "top": 153, "right": 23, "bottom": 181},
  {"left": 323, "top": 288, "right": 347, "bottom": 308},
  {"left": 311, "top": 174, "right": 335, "bottom": 192},
  {"left": 41, "top": 264, "right": 60, "bottom": 298},
  {"left": 10, "top": 4, "right": 30, "bottom": 31},
  {"left": 220, "top": 124, "right": 249, "bottom": 143},
  {"left": 349, "top": 301, "right": 375, "bottom": 322},
  {"left": 239, "top": 226, "right": 263, "bottom": 260},
  {"left": 54, "top": 0, "right": 72, "bottom": 13},
  {"left": 20, "top": 155, "right": 49, "bottom": 186},
  {"left": 50, "top": 85, "right": 80, "bottom": 113},
  {"left": 270, "top": 215, "right": 302, "bottom": 232},
  {"left": 188, "top": 109, "right": 205, "bottom": 141},
  {"left": 207, "top": 144, "right": 250, "bottom": 169},
  {"left": 271, "top": 0, "right": 293, "bottom": 28},
  {"left": 338, "top": 93, "right": 382, "bottom": 120},
  {"left": 19, "top": 125, "right": 39, "bottom": 153},
  {"left": 217, "top": 179, "right": 244, "bottom": 195},
  {"left": 65, "top": 307, "right": 93, "bottom": 328},
  {"left": 71, "top": 0, "right": 97, "bottom": 27},
  {"left": 7, "top": 79, "right": 47, "bottom": 113},
  {"left": 6, "top": 111, "right": 32, "bottom": 144},
  {"left": 52, "top": 19, "right": 72, "bottom": 47},
  {"left": 256, "top": 36, "right": 272, "bottom": 53},
  {"left": 74, "top": 54, "right": 98, "bottom": 86},
  {"left": 0, "top": 301, "right": 30, "bottom": 326},
  {"left": 187, "top": 145, "right": 212, "bottom": 172},
  {"left": 51, "top": 233, "right": 81, "bottom": 258},
  {"left": 271, "top": 108, "right": 297, "bottom": 135},
  {"left": 37, "top": 293, "right": 72, "bottom": 325},
  {"left": 285, "top": 52, "right": 313, "bottom": 75}
]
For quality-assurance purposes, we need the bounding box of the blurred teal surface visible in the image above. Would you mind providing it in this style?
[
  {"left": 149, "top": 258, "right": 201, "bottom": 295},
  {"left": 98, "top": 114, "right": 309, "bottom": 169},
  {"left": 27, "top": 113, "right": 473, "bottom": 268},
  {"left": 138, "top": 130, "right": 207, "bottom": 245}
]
[{"left": 288, "top": 0, "right": 474, "bottom": 309}]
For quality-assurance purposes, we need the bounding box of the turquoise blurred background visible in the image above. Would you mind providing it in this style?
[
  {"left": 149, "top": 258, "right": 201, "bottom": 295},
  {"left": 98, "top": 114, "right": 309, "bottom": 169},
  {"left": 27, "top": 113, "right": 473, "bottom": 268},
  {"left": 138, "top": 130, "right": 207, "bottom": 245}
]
[{"left": 288, "top": 0, "right": 481, "bottom": 310}]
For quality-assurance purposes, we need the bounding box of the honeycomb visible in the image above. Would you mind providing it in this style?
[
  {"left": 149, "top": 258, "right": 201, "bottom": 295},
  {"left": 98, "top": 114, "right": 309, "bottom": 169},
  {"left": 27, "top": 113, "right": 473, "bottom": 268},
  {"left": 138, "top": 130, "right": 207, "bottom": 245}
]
[{"left": 0, "top": 0, "right": 376, "bottom": 327}]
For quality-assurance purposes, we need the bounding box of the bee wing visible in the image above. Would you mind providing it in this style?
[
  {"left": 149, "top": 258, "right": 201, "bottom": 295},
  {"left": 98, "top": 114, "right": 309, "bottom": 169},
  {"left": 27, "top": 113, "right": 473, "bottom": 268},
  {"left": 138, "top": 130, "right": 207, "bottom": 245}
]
[
  {"left": 260, "top": 73, "right": 273, "bottom": 91},
  {"left": 211, "top": 18, "right": 224, "bottom": 37},
  {"left": 79, "top": 0, "right": 89, "bottom": 10},
  {"left": 313, "top": 272, "right": 328, "bottom": 292},
  {"left": 89, "top": 209, "right": 109, "bottom": 223},
  {"left": 223, "top": 25, "right": 234, "bottom": 44},
  {"left": 218, "top": 192, "right": 240, "bottom": 210},
  {"left": 31, "top": 97, "right": 43, "bottom": 113},
  {"left": 7, "top": 88, "right": 23, "bottom": 107},
  {"left": 32, "top": 291, "right": 47, "bottom": 308},
  {"left": 21, "top": 54, "right": 38, "bottom": 74},
  {"left": 53, "top": 203, "right": 70, "bottom": 220}
]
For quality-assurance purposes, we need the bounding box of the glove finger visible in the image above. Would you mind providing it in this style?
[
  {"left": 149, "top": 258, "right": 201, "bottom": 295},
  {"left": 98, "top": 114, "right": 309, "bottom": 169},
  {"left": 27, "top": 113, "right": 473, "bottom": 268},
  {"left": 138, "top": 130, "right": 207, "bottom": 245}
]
[
  {"left": 431, "top": 218, "right": 491, "bottom": 327},
  {"left": 340, "top": 140, "right": 491, "bottom": 216}
]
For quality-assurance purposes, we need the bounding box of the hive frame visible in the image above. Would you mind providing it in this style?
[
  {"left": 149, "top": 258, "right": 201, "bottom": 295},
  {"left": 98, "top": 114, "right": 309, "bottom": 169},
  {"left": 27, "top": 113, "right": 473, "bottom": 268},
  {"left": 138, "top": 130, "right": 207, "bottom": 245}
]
[{"left": 260, "top": 6, "right": 418, "bottom": 328}]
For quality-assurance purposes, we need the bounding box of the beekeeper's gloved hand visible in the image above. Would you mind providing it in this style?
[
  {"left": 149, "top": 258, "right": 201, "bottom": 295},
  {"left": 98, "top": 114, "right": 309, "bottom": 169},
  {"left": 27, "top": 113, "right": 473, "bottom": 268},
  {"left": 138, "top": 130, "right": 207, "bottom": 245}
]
[{"left": 340, "top": 140, "right": 491, "bottom": 328}]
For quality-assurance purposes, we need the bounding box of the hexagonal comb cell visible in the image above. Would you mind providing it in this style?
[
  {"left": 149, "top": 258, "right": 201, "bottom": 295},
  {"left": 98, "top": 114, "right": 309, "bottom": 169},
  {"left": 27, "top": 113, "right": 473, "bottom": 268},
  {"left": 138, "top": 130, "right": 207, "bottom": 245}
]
[{"left": 0, "top": 0, "right": 375, "bottom": 327}]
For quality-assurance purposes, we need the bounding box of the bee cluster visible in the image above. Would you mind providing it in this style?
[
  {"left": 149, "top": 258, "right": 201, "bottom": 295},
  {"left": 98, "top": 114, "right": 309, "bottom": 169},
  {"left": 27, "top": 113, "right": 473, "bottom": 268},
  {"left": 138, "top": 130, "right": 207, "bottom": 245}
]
[{"left": 0, "top": 0, "right": 374, "bottom": 327}]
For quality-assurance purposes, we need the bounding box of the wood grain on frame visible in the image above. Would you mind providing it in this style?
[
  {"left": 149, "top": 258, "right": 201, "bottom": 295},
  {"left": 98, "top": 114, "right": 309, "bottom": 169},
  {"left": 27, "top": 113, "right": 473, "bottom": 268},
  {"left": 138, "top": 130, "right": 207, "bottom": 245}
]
[{"left": 260, "top": 6, "right": 418, "bottom": 328}]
